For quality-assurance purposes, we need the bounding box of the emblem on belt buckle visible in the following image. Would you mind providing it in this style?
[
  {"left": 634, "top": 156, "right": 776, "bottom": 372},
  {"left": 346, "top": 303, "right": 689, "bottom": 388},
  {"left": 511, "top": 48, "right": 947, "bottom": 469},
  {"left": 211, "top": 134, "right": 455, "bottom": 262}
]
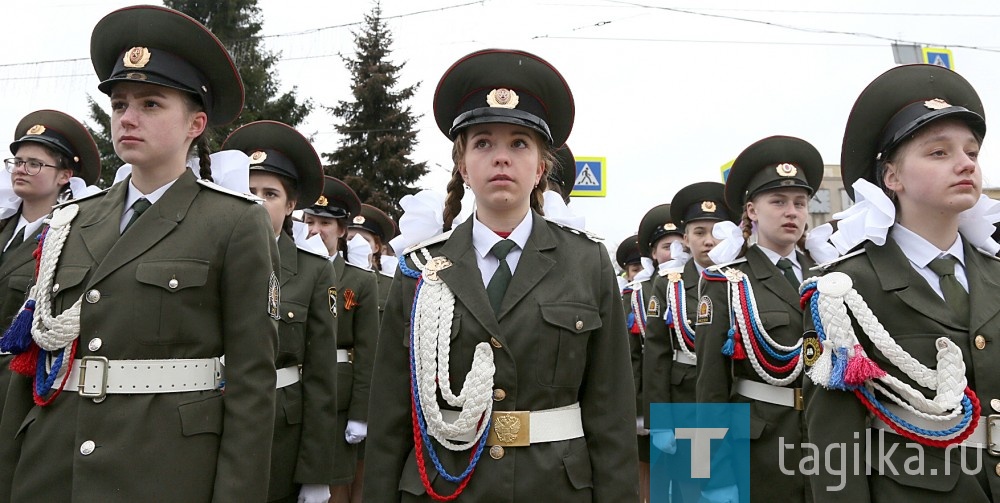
[{"left": 492, "top": 411, "right": 530, "bottom": 447}]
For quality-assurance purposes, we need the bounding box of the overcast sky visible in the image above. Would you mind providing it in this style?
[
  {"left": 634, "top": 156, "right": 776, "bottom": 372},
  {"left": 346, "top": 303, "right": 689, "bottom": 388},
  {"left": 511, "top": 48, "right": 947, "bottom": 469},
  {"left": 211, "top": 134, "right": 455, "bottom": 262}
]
[{"left": 3, "top": 0, "right": 1000, "bottom": 248}]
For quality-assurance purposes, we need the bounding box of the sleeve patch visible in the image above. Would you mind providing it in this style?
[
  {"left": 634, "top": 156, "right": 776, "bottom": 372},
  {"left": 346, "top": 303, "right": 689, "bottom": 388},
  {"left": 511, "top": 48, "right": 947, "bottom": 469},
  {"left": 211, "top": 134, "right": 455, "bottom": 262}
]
[{"left": 696, "top": 295, "right": 712, "bottom": 325}]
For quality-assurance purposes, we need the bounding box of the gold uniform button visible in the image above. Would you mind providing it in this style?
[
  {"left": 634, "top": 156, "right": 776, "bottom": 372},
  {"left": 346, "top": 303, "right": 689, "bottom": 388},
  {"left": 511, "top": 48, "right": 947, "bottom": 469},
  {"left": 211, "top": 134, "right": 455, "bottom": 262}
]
[
  {"left": 88, "top": 338, "right": 103, "bottom": 352},
  {"left": 575, "top": 320, "right": 584, "bottom": 331},
  {"left": 489, "top": 445, "right": 504, "bottom": 459},
  {"left": 493, "top": 389, "right": 506, "bottom": 401},
  {"left": 85, "top": 289, "right": 101, "bottom": 304},
  {"left": 976, "top": 335, "right": 987, "bottom": 350},
  {"left": 490, "top": 337, "right": 502, "bottom": 349}
]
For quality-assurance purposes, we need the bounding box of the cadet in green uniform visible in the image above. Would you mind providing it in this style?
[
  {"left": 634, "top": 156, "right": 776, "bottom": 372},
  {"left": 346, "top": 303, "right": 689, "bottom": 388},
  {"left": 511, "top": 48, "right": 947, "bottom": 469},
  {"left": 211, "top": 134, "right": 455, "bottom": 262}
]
[
  {"left": 222, "top": 121, "right": 339, "bottom": 503},
  {"left": 695, "top": 136, "right": 823, "bottom": 503},
  {"left": 0, "top": 110, "right": 100, "bottom": 421},
  {"left": 0, "top": 6, "right": 279, "bottom": 502},
  {"left": 347, "top": 203, "right": 398, "bottom": 316},
  {"left": 802, "top": 65, "right": 997, "bottom": 502},
  {"left": 302, "top": 176, "right": 380, "bottom": 503},
  {"left": 551, "top": 144, "right": 577, "bottom": 204},
  {"left": 644, "top": 185, "right": 732, "bottom": 503},
  {"left": 364, "top": 48, "right": 638, "bottom": 502}
]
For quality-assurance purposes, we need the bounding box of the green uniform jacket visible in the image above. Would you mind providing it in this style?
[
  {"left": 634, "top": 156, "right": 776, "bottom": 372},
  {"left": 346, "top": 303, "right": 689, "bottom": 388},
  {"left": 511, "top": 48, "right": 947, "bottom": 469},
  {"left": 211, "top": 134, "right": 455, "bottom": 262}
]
[
  {"left": 377, "top": 270, "right": 393, "bottom": 316},
  {"left": 0, "top": 214, "right": 45, "bottom": 422},
  {"left": 330, "top": 254, "right": 379, "bottom": 484},
  {"left": 695, "top": 245, "right": 814, "bottom": 501},
  {"left": 364, "top": 213, "right": 639, "bottom": 502},
  {"left": 642, "top": 261, "right": 702, "bottom": 503},
  {"left": 622, "top": 278, "right": 651, "bottom": 463},
  {"left": 804, "top": 237, "right": 1000, "bottom": 502},
  {"left": 0, "top": 170, "right": 279, "bottom": 503},
  {"left": 268, "top": 233, "right": 339, "bottom": 500}
]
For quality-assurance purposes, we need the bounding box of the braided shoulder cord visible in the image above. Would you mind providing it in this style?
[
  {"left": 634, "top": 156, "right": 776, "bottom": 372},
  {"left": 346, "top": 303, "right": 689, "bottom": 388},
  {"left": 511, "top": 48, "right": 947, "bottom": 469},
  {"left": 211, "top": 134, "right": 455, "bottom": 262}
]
[{"left": 665, "top": 278, "right": 697, "bottom": 362}]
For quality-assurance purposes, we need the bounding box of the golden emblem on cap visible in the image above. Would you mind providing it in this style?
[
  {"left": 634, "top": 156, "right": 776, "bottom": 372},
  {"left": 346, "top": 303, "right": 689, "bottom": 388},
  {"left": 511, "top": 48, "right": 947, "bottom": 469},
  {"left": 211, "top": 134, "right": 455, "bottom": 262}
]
[
  {"left": 123, "top": 46, "right": 151, "bottom": 69},
  {"left": 315, "top": 195, "right": 329, "bottom": 207},
  {"left": 776, "top": 163, "right": 798, "bottom": 177},
  {"left": 486, "top": 88, "right": 519, "bottom": 109},
  {"left": 26, "top": 124, "right": 46, "bottom": 136},
  {"left": 663, "top": 222, "right": 677, "bottom": 231},
  {"left": 353, "top": 215, "right": 366, "bottom": 225},
  {"left": 249, "top": 151, "right": 267, "bottom": 164},
  {"left": 126, "top": 72, "right": 147, "bottom": 81},
  {"left": 924, "top": 98, "right": 951, "bottom": 110},
  {"left": 701, "top": 201, "right": 716, "bottom": 213}
]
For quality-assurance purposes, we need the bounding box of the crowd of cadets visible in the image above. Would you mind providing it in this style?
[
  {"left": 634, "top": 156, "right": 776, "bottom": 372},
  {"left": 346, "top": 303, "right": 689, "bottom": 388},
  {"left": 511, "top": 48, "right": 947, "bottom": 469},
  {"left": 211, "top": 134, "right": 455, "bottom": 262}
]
[{"left": 0, "top": 3, "right": 994, "bottom": 503}]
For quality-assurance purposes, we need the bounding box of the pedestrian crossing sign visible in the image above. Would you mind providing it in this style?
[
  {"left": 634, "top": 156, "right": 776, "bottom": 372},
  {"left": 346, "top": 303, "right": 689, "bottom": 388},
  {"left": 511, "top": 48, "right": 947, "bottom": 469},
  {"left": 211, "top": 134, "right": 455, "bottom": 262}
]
[
  {"left": 571, "top": 157, "right": 607, "bottom": 197},
  {"left": 922, "top": 47, "right": 954, "bottom": 70}
]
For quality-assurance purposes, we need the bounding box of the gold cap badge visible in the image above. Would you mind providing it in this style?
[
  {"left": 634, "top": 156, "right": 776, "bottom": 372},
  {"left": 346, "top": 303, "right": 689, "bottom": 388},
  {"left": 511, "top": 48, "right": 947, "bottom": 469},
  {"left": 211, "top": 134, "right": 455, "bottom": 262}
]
[
  {"left": 701, "top": 201, "right": 716, "bottom": 213},
  {"left": 26, "top": 124, "right": 46, "bottom": 136},
  {"left": 486, "top": 88, "right": 519, "bottom": 109},
  {"left": 353, "top": 215, "right": 366, "bottom": 225},
  {"left": 663, "top": 222, "right": 677, "bottom": 231},
  {"left": 776, "top": 163, "right": 798, "bottom": 177},
  {"left": 249, "top": 151, "right": 267, "bottom": 164},
  {"left": 123, "top": 47, "right": 151, "bottom": 69},
  {"left": 315, "top": 195, "right": 329, "bottom": 207},
  {"left": 125, "top": 72, "right": 148, "bottom": 81},
  {"left": 924, "top": 98, "right": 951, "bottom": 110}
]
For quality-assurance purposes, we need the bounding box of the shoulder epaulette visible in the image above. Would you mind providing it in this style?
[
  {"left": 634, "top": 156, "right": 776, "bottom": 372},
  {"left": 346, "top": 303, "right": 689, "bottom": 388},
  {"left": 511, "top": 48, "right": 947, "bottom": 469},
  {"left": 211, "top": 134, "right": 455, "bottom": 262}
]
[
  {"left": 402, "top": 230, "right": 453, "bottom": 255},
  {"left": 975, "top": 247, "right": 1000, "bottom": 262},
  {"left": 544, "top": 218, "right": 602, "bottom": 242},
  {"left": 53, "top": 187, "right": 110, "bottom": 208},
  {"left": 295, "top": 245, "right": 329, "bottom": 260},
  {"left": 705, "top": 257, "right": 748, "bottom": 273},
  {"left": 196, "top": 178, "right": 262, "bottom": 203},
  {"left": 809, "top": 248, "right": 867, "bottom": 271}
]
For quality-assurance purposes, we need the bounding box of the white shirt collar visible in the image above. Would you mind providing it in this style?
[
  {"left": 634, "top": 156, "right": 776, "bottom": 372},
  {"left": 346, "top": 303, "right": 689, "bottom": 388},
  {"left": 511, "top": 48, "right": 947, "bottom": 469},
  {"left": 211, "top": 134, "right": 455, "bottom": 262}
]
[
  {"left": 124, "top": 178, "right": 178, "bottom": 211},
  {"left": 892, "top": 223, "right": 965, "bottom": 268},
  {"left": 472, "top": 210, "right": 533, "bottom": 259},
  {"left": 757, "top": 245, "right": 800, "bottom": 269}
]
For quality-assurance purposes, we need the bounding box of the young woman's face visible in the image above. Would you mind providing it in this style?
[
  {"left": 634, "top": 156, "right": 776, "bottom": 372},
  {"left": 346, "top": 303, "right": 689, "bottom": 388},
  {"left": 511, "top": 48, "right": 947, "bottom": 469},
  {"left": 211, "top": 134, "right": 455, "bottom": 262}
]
[
  {"left": 683, "top": 220, "right": 718, "bottom": 268},
  {"left": 109, "top": 82, "right": 206, "bottom": 169},
  {"left": 459, "top": 123, "right": 545, "bottom": 217},
  {"left": 304, "top": 213, "right": 346, "bottom": 254},
  {"left": 10, "top": 144, "right": 72, "bottom": 203},
  {"left": 249, "top": 171, "right": 294, "bottom": 236},
  {"left": 884, "top": 118, "right": 981, "bottom": 216},
  {"left": 651, "top": 234, "right": 682, "bottom": 265},
  {"left": 746, "top": 188, "right": 810, "bottom": 253}
]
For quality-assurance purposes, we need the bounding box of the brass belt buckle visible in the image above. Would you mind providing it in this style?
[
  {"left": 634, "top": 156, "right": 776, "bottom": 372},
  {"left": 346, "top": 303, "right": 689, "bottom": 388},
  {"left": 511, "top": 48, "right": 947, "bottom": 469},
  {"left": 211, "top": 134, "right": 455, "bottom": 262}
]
[
  {"left": 78, "top": 356, "right": 110, "bottom": 399},
  {"left": 489, "top": 411, "right": 530, "bottom": 447},
  {"left": 988, "top": 415, "right": 1000, "bottom": 456},
  {"left": 793, "top": 388, "right": 804, "bottom": 411}
]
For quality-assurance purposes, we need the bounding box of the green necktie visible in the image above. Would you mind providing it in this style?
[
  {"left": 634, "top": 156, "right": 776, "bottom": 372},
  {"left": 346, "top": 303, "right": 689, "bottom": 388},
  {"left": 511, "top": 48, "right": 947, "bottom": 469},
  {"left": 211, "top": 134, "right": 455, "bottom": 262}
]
[
  {"left": 776, "top": 257, "right": 799, "bottom": 289},
  {"left": 927, "top": 256, "right": 970, "bottom": 321},
  {"left": 486, "top": 239, "right": 517, "bottom": 315},
  {"left": 123, "top": 198, "right": 152, "bottom": 234}
]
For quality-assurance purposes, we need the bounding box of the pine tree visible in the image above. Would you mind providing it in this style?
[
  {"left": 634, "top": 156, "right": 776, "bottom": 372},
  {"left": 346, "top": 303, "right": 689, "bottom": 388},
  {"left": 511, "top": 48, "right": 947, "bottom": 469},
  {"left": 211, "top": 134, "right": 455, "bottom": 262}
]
[
  {"left": 324, "top": 3, "right": 427, "bottom": 219},
  {"left": 85, "top": 0, "right": 313, "bottom": 186}
]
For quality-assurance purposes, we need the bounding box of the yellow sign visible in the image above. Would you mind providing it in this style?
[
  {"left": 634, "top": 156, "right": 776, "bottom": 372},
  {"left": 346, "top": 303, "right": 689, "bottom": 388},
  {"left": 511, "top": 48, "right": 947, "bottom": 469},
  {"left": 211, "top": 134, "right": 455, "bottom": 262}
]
[
  {"left": 922, "top": 47, "right": 954, "bottom": 70},
  {"left": 720, "top": 159, "right": 735, "bottom": 182},
  {"left": 570, "top": 156, "right": 607, "bottom": 198}
]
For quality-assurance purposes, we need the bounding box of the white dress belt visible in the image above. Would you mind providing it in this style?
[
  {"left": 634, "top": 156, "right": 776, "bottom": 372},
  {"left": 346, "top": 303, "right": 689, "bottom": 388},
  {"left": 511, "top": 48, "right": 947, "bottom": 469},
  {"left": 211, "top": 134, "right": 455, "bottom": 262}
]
[
  {"left": 336, "top": 349, "right": 351, "bottom": 363},
  {"left": 66, "top": 357, "right": 223, "bottom": 399},
  {"left": 442, "top": 402, "right": 584, "bottom": 447},
  {"left": 275, "top": 365, "right": 301, "bottom": 389},
  {"left": 734, "top": 377, "right": 803, "bottom": 410},
  {"left": 672, "top": 351, "right": 696, "bottom": 366},
  {"left": 870, "top": 403, "right": 1000, "bottom": 453}
]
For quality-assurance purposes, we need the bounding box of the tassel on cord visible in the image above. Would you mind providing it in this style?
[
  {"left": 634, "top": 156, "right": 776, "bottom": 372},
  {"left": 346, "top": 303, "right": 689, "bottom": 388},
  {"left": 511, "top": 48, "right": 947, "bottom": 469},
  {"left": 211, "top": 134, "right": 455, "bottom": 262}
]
[
  {"left": 1, "top": 300, "right": 36, "bottom": 353},
  {"left": 721, "top": 328, "right": 736, "bottom": 357},
  {"left": 9, "top": 343, "right": 39, "bottom": 376},
  {"left": 844, "top": 344, "right": 886, "bottom": 385},
  {"left": 731, "top": 330, "right": 747, "bottom": 360},
  {"left": 828, "top": 346, "right": 850, "bottom": 390},
  {"left": 807, "top": 340, "right": 833, "bottom": 388}
]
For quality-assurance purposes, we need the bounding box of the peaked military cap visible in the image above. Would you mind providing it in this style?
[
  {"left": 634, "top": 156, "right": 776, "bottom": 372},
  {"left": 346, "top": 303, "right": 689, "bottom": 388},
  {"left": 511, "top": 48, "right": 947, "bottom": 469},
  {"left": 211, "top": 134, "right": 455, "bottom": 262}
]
[
  {"left": 637, "top": 204, "right": 682, "bottom": 257},
  {"left": 550, "top": 144, "right": 577, "bottom": 204},
  {"left": 434, "top": 49, "right": 574, "bottom": 146},
  {"left": 841, "top": 64, "right": 985, "bottom": 200},
  {"left": 10, "top": 110, "right": 101, "bottom": 185},
  {"left": 724, "top": 135, "right": 823, "bottom": 213},
  {"left": 91, "top": 5, "right": 244, "bottom": 126},
  {"left": 222, "top": 121, "right": 323, "bottom": 210},
  {"left": 670, "top": 182, "right": 733, "bottom": 227},
  {"left": 302, "top": 176, "right": 361, "bottom": 220},
  {"left": 349, "top": 204, "right": 398, "bottom": 241},
  {"left": 616, "top": 234, "right": 642, "bottom": 270}
]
